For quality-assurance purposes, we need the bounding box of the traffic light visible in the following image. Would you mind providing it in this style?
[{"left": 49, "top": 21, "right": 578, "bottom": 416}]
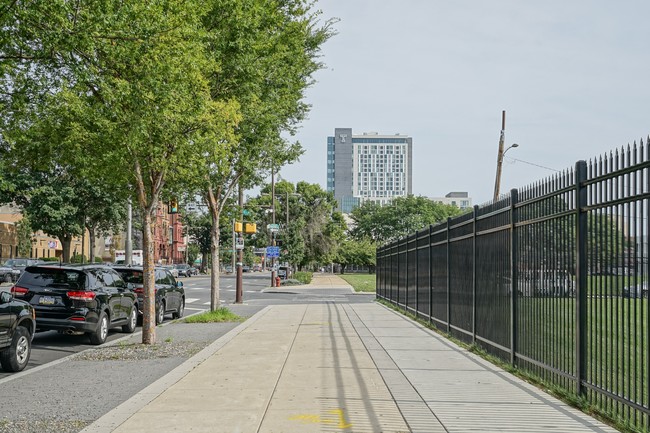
[
  {"left": 169, "top": 199, "right": 178, "bottom": 214},
  {"left": 234, "top": 221, "right": 243, "bottom": 233},
  {"left": 244, "top": 223, "right": 257, "bottom": 234}
]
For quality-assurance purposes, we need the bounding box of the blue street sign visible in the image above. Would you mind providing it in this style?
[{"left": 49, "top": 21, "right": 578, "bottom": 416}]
[{"left": 266, "top": 246, "right": 280, "bottom": 257}]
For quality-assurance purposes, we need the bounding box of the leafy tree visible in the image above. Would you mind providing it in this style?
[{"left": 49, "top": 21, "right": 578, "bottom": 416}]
[
  {"left": 336, "top": 237, "right": 376, "bottom": 274},
  {"left": 249, "top": 181, "right": 345, "bottom": 270},
  {"left": 350, "top": 196, "right": 463, "bottom": 244},
  {"left": 185, "top": 0, "right": 335, "bottom": 308},
  {"left": 15, "top": 213, "right": 33, "bottom": 258},
  {"left": 1, "top": 0, "right": 234, "bottom": 344}
]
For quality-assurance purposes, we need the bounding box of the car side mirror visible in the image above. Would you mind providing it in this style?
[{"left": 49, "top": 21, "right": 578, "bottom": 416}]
[
  {"left": 176, "top": 281, "right": 183, "bottom": 288},
  {"left": 0, "top": 290, "right": 11, "bottom": 304}
]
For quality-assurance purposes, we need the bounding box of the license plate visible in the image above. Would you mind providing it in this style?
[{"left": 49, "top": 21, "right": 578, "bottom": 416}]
[{"left": 39, "top": 296, "right": 56, "bottom": 305}]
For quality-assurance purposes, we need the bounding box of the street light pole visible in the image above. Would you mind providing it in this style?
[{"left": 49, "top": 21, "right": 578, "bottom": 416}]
[
  {"left": 493, "top": 111, "right": 519, "bottom": 200},
  {"left": 494, "top": 142, "right": 519, "bottom": 200},
  {"left": 493, "top": 111, "right": 506, "bottom": 201},
  {"left": 236, "top": 184, "right": 243, "bottom": 304},
  {"left": 270, "top": 165, "right": 277, "bottom": 287}
]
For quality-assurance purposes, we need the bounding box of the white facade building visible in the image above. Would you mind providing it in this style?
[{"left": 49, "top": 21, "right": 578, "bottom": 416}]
[{"left": 328, "top": 128, "right": 413, "bottom": 213}]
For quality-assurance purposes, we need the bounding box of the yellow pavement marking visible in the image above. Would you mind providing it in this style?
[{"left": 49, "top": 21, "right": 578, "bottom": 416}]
[{"left": 289, "top": 409, "right": 353, "bottom": 429}]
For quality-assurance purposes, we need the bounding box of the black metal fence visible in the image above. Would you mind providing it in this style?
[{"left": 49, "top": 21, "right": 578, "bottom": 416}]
[{"left": 377, "top": 138, "right": 650, "bottom": 430}]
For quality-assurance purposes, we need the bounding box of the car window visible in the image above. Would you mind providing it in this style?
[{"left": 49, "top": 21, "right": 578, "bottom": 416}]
[
  {"left": 159, "top": 269, "right": 174, "bottom": 284},
  {"left": 101, "top": 270, "right": 125, "bottom": 288},
  {"left": 120, "top": 269, "right": 144, "bottom": 284},
  {"left": 155, "top": 269, "right": 165, "bottom": 284},
  {"left": 20, "top": 268, "right": 86, "bottom": 290}
]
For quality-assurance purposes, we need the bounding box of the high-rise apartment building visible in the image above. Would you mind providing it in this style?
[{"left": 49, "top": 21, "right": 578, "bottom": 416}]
[{"left": 327, "top": 128, "right": 413, "bottom": 213}]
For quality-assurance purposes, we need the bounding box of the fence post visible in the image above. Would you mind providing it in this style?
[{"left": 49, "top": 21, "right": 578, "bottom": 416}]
[
  {"left": 446, "top": 217, "right": 451, "bottom": 333},
  {"left": 429, "top": 224, "right": 433, "bottom": 325},
  {"left": 472, "top": 205, "right": 478, "bottom": 344},
  {"left": 415, "top": 233, "right": 419, "bottom": 316},
  {"left": 575, "top": 160, "right": 588, "bottom": 396},
  {"left": 510, "top": 189, "right": 519, "bottom": 366},
  {"left": 404, "top": 237, "right": 408, "bottom": 313}
]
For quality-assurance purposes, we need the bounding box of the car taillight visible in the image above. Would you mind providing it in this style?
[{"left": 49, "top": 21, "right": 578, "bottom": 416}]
[
  {"left": 11, "top": 286, "right": 28, "bottom": 298},
  {"left": 134, "top": 287, "right": 144, "bottom": 294},
  {"left": 67, "top": 291, "right": 97, "bottom": 301}
]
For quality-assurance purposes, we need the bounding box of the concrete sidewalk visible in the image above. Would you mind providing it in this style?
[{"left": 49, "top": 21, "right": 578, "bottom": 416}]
[{"left": 82, "top": 298, "right": 618, "bottom": 433}]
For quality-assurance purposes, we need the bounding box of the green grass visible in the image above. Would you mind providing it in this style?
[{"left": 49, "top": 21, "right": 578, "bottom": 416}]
[
  {"left": 183, "top": 308, "right": 243, "bottom": 323},
  {"left": 339, "top": 273, "right": 376, "bottom": 292}
]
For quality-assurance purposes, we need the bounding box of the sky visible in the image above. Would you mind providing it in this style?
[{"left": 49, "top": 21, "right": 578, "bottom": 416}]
[{"left": 277, "top": 0, "right": 650, "bottom": 206}]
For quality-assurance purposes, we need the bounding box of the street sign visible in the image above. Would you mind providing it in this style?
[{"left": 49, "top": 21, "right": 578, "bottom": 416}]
[
  {"left": 266, "top": 246, "right": 280, "bottom": 257},
  {"left": 266, "top": 223, "right": 280, "bottom": 233},
  {"left": 254, "top": 248, "right": 267, "bottom": 254},
  {"left": 235, "top": 237, "right": 244, "bottom": 250}
]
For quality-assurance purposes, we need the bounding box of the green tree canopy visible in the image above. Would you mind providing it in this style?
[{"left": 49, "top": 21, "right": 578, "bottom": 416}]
[{"left": 350, "top": 196, "right": 464, "bottom": 244}]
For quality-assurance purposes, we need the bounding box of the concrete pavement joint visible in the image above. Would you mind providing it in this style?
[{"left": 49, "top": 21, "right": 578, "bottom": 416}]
[
  {"left": 254, "top": 305, "right": 309, "bottom": 433},
  {"left": 344, "top": 303, "right": 449, "bottom": 433},
  {"left": 79, "top": 306, "right": 272, "bottom": 433}
]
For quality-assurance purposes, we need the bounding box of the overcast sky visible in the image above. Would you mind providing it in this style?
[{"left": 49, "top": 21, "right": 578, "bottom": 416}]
[{"left": 278, "top": 0, "right": 650, "bottom": 205}]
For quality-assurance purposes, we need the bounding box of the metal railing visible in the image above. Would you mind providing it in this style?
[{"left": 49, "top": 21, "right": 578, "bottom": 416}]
[{"left": 377, "top": 138, "right": 650, "bottom": 430}]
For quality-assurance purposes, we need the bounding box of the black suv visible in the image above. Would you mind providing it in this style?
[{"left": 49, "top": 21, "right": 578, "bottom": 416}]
[
  {"left": 12, "top": 264, "right": 138, "bottom": 345},
  {"left": 0, "top": 289, "right": 35, "bottom": 372},
  {"left": 113, "top": 266, "right": 185, "bottom": 325}
]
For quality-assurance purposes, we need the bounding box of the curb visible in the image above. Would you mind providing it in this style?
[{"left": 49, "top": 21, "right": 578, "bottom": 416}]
[{"left": 79, "top": 306, "right": 272, "bottom": 433}]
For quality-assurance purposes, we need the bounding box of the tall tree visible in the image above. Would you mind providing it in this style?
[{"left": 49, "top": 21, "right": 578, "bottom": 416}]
[
  {"left": 350, "top": 196, "right": 464, "bottom": 244},
  {"left": 1, "top": 0, "right": 237, "bottom": 344},
  {"left": 189, "top": 0, "right": 335, "bottom": 309}
]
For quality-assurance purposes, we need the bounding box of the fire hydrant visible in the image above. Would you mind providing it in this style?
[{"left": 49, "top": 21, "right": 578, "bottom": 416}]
[{"left": 275, "top": 276, "right": 281, "bottom": 287}]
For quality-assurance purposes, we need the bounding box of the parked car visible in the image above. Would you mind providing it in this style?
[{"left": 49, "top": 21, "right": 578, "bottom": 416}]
[
  {"left": 174, "top": 264, "right": 193, "bottom": 278},
  {"left": 12, "top": 264, "right": 138, "bottom": 345},
  {"left": 252, "top": 264, "right": 262, "bottom": 272},
  {"left": 3, "top": 258, "right": 43, "bottom": 282},
  {"left": 242, "top": 265, "right": 251, "bottom": 273},
  {"left": 0, "top": 288, "right": 35, "bottom": 372},
  {"left": 113, "top": 266, "right": 184, "bottom": 325},
  {"left": 188, "top": 266, "right": 199, "bottom": 276},
  {"left": 163, "top": 265, "right": 179, "bottom": 278},
  {"left": 0, "top": 264, "right": 20, "bottom": 283}
]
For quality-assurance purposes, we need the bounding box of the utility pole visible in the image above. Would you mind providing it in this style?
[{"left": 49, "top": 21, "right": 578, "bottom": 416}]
[
  {"left": 235, "top": 184, "right": 243, "bottom": 303},
  {"left": 493, "top": 111, "right": 506, "bottom": 201},
  {"left": 126, "top": 198, "right": 132, "bottom": 265}
]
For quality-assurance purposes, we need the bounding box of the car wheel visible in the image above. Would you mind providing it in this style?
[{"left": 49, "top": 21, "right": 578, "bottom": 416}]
[
  {"left": 156, "top": 301, "right": 165, "bottom": 325},
  {"left": 89, "top": 311, "right": 109, "bottom": 345},
  {"left": 172, "top": 297, "right": 184, "bottom": 319},
  {"left": 122, "top": 306, "right": 137, "bottom": 333},
  {"left": 0, "top": 326, "right": 31, "bottom": 372}
]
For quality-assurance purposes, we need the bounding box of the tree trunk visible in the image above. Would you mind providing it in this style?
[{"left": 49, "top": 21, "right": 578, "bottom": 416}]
[
  {"left": 206, "top": 189, "right": 221, "bottom": 311},
  {"left": 61, "top": 235, "right": 72, "bottom": 262},
  {"left": 88, "top": 226, "right": 96, "bottom": 263},
  {"left": 141, "top": 207, "right": 156, "bottom": 344},
  {"left": 133, "top": 159, "right": 159, "bottom": 345}
]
